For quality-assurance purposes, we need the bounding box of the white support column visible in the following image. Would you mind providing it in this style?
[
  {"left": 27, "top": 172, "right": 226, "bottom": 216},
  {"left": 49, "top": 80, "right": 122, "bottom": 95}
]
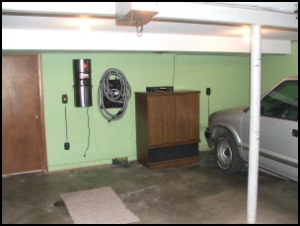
[{"left": 247, "top": 24, "right": 261, "bottom": 224}]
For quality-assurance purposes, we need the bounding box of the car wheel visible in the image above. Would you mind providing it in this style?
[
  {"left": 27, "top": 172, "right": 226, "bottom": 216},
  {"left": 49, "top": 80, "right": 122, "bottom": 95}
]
[{"left": 214, "top": 131, "right": 244, "bottom": 173}]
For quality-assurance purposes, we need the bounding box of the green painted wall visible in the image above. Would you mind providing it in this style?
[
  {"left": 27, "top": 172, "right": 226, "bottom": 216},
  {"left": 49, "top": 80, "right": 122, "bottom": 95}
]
[
  {"left": 42, "top": 42, "right": 298, "bottom": 171},
  {"left": 261, "top": 41, "right": 298, "bottom": 93}
]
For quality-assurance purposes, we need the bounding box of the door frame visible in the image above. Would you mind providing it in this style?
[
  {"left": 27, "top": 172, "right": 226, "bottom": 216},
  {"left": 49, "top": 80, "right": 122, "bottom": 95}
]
[{"left": 36, "top": 53, "right": 48, "bottom": 173}]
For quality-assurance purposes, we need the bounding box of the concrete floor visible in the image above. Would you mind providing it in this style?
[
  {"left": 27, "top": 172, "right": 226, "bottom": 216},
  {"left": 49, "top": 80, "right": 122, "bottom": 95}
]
[{"left": 2, "top": 150, "right": 298, "bottom": 224}]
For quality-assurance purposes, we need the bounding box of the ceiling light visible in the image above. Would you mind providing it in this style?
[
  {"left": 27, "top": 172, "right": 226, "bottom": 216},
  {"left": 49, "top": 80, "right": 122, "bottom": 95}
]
[
  {"left": 115, "top": 2, "right": 158, "bottom": 26},
  {"left": 80, "top": 21, "right": 90, "bottom": 33}
]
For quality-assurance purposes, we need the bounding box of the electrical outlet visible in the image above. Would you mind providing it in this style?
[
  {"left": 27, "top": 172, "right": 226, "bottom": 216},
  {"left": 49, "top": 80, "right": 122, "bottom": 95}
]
[
  {"left": 64, "top": 142, "right": 70, "bottom": 150},
  {"left": 206, "top": 88, "right": 211, "bottom": 96},
  {"left": 62, "top": 94, "right": 68, "bottom": 104}
]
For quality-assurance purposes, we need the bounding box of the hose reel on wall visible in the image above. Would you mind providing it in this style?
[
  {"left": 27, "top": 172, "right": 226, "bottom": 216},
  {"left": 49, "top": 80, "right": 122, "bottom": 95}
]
[
  {"left": 98, "top": 68, "right": 131, "bottom": 122},
  {"left": 70, "top": 62, "right": 131, "bottom": 157}
]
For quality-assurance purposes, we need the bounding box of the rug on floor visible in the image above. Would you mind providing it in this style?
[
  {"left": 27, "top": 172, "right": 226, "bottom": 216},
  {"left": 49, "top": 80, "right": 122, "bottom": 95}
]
[{"left": 60, "top": 186, "right": 139, "bottom": 224}]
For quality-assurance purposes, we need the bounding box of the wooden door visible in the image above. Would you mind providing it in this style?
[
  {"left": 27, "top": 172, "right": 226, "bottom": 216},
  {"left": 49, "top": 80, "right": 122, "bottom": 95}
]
[{"left": 2, "top": 54, "right": 47, "bottom": 175}]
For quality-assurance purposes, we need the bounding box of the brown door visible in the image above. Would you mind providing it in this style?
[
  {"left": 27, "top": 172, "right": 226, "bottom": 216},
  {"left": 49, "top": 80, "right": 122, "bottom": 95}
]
[{"left": 2, "top": 54, "right": 47, "bottom": 175}]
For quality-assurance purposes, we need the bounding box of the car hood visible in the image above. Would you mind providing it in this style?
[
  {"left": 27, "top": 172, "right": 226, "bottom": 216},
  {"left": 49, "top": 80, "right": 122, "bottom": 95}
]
[
  {"left": 209, "top": 106, "right": 247, "bottom": 128},
  {"left": 211, "top": 106, "right": 247, "bottom": 117}
]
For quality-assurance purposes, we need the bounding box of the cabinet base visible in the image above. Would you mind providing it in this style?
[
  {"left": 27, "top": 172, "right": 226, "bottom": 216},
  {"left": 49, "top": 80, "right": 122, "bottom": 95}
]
[
  {"left": 138, "top": 143, "right": 200, "bottom": 169},
  {"left": 147, "top": 156, "right": 200, "bottom": 169},
  {"left": 148, "top": 143, "right": 199, "bottom": 162}
]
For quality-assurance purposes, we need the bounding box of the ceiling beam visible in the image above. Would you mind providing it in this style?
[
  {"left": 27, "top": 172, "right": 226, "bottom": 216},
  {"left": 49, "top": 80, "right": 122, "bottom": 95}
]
[
  {"left": 155, "top": 3, "right": 297, "bottom": 30},
  {"left": 2, "top": 2, "right": 298, "bottom": 30},
  {"left": 1, "top": 2, "right": 115, "bottom": 17},
  {"left": 2, "top": 2, "right": 297, "bottom": 53},
  {"left": 2, "top": 29, "right": 292, "bottom": 54}
]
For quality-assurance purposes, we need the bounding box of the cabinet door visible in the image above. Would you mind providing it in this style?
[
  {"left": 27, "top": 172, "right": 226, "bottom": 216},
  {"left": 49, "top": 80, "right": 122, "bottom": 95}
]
[
  {"left": 148, "top": 95, "right": 176, "bottom": 145},
  {"left": 175, "top": 93, "right": 199, "bottom": 142}
]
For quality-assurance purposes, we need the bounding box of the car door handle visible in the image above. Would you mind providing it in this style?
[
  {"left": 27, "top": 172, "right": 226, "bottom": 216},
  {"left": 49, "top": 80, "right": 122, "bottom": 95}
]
[{"left": 292, "top": 129, "right": 298, "bottom": 138}]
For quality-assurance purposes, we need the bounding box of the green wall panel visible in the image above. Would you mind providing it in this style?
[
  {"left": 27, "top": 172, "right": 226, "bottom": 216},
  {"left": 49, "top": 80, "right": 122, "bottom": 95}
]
[
  {"left": 262, "top": 41, "right": 298, "bottom": 93},
  {"left": 41, "top": 43, "right": 298, "bottom": 171}
]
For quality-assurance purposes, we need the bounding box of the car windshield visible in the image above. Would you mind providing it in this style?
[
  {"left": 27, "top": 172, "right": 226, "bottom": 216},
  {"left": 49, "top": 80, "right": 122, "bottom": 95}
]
[{"left": 261, "top": 80, "right": 298, "bottom": 121}]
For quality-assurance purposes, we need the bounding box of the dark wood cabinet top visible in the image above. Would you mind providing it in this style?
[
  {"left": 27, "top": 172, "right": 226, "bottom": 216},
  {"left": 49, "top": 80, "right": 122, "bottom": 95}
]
[{"left": 135, "top": 90, "right": 200, "bottom": 96}]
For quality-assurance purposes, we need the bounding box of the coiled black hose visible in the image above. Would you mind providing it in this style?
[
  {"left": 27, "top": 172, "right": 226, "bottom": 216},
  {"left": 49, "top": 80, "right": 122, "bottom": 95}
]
[{"left": 98, "top": 68, "right": 131, "bottom": 122}]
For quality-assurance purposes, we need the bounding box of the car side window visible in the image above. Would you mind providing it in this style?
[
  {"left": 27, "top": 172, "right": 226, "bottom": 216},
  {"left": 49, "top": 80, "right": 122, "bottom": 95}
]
[{"left": 261, "top": 80, "right": 298, "bottom": 121}]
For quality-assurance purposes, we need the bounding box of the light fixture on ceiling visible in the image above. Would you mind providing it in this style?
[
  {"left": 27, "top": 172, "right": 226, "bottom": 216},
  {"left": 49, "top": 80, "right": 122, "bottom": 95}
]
[
  {"left": 115, "top": 2, "right": 158, "bottom": 37},
  {"left": 115, "top": 2, "right": 158, "bottom": 26},
  {"left": 80, "top": 21, "right": 90, "bottom": 33},
  {"left": 242, "top": 26, "right": 251, "bottom": 43}
]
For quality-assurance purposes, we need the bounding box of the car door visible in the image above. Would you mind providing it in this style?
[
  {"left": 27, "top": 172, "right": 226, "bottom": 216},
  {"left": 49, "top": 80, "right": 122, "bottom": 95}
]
[{"left": 241, "top": 78, "right": 298, "bottom": 182}]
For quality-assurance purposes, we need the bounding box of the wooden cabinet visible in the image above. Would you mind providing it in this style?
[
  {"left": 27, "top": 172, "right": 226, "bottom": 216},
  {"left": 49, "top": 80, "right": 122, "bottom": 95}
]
[{"left": 135, "top": 91, "right": 200, "bottom": 169}]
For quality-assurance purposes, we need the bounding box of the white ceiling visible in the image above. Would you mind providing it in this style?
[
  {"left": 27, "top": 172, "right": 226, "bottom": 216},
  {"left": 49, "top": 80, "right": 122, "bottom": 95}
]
[{"left": 2, "top": 2, "right": 298, "bottom": 53}]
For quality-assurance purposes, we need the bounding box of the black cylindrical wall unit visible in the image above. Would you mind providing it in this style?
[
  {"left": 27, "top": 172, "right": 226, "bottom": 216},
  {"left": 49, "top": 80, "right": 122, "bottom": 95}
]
[{"left": 73, "top": 59, "right": 92, "bottom": 107}]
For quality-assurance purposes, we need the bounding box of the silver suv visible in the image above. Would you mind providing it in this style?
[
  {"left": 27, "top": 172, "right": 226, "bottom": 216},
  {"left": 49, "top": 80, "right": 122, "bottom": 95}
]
[{"left": 205, "top": 76, "right": 298, "bottom": 182}]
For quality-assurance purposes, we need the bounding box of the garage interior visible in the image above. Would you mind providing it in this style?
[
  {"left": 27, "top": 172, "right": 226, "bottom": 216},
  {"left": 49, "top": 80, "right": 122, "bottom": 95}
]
[{"left": 2, "top": 2, "right": 298, "bottom": 224}]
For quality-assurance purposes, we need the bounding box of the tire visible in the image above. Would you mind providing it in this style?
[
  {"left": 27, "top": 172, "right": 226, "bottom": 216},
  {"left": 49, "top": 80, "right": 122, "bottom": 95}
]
[{"left": 214, "top": 131, "right": 245, "bottom": 173}]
